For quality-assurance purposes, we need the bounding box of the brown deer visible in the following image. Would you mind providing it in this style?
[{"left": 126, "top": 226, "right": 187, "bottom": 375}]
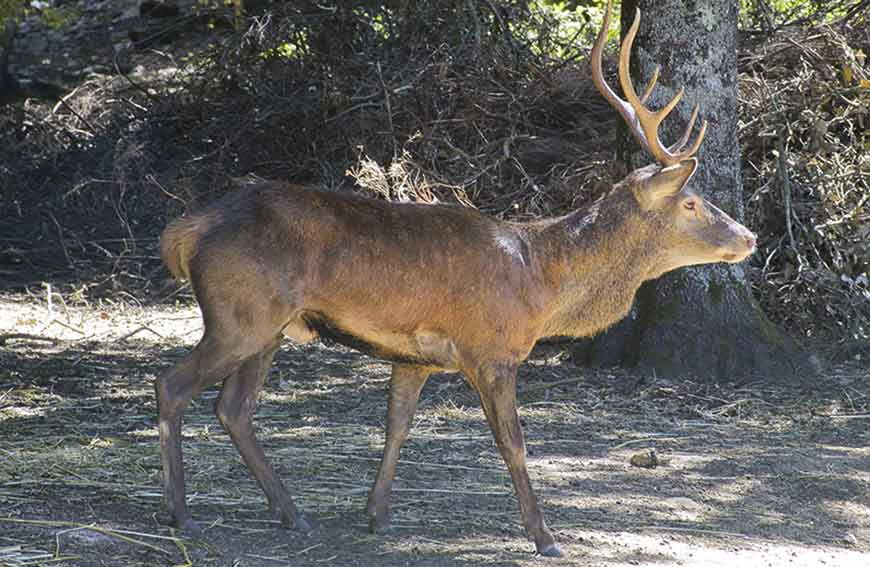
[{"left": 156, "top": 0, "right": 755, "bottom": 557}]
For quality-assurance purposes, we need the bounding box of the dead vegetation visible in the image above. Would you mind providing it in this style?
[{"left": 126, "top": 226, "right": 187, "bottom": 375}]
[
  {"left": 739, "top": 21, "right": 870, "bottom": 355},
  {"left": 0, "top": 1, "right": 867, "bottom": 358}
]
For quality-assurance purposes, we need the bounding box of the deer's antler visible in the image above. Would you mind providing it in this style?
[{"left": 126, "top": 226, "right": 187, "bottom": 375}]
[{"left": 591, "top": 0, "right": 707, "bottom": 166}]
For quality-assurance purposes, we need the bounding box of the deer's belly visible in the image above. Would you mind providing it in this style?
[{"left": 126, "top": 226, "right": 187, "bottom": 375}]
[{"left": 282, "top": 312, "right": 459, "bottom": 370}]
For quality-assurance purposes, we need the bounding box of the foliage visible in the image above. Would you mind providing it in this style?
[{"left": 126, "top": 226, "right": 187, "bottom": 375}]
[
  {"left": 41, "top": 6, "right": 78, "bottom": 29},
  {"left": 0, "top": 0, "right": 78, "bottom": 29},
  {"left": 522, "top": 1, "right": 612, "bottom": 59},
  {"left": 738, "top": 0, "right": 863, "bottom": 30},
  {"left": 0, "top": 0, "right": 24, "bottom": 24},
  {"left": 164, "top": 1, "right": 614, "bottom": 214},
  {"left": 526, "top": 1, "right": 866, "bottom": 46}
]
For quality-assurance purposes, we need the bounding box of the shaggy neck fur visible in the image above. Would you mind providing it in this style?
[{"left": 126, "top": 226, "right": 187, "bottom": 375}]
[{"left": 530, "top": 185, "right": 669, "bottom": 338}]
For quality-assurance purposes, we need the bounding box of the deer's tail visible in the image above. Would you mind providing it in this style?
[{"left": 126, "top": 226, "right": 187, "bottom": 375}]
[{"left": 160, "top": 212, "right": 216, "bottom": 281}]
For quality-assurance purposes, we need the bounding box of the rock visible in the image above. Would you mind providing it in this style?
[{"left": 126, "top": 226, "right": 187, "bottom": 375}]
[{"left": 629, "top": 449, "right": 670, "bottom": 469}]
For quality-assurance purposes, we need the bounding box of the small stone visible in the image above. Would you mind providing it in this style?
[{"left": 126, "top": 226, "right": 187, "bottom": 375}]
[{"left": 629, "top": 449, "right": 670, "bottom": 468}]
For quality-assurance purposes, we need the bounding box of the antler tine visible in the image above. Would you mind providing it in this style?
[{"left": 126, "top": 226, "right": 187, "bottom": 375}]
[
  {"left": 590, "top": 0, "right": 643, "bottom": 145},
  {"left": 677, "top": 118, "right": 708, "bottom": 159},
  {"left": 668, "top": 104, "right": 698, "bottom": 153},
  {"left": 615, "top": 8, "right": 652, "bottom": 147},
  {"left": 640, "top": 65, "right": 660, "bottom": 104},
  {"left": 618, "top": 8, "right": 679, "bottom": 165},
  {"left": 595, "top": 0, "right": 706, "bottom": 166},
  {"left": 666, "top": 104, "right": 708, "bottom": 159}
]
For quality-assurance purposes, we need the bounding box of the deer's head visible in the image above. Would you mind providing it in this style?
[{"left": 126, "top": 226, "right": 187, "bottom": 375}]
[{"left": 592, "top": 0, "right": 756, "bottom": 272}]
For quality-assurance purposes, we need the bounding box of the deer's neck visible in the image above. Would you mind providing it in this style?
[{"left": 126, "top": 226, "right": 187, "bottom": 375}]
[{"left": 531, "top": 193, "right": 665, "bottom": 339}]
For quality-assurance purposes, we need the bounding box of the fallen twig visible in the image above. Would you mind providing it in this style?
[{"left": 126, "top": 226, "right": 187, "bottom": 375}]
[
  {"left": 117, "top": 325, "right": 165, "bottom": 342},
  {"left": 810, "top": 411, "right": 870, "bottom": 419},
  {"left": 611, "top": 437, "right": 681, "bottom": 451},
  {"left": 0, "top": 333, "right": 62, "bottom": 346}
]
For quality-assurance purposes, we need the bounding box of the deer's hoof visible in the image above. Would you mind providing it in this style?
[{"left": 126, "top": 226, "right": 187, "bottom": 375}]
[
  {"left": 271, "top": 507, "right": 313, "bottom": 533},
  {"left": 537, "top": 543, "right": 563, "bottom": 558},
  {"left": 367, "top": 514, "right": 393, "bottom": 534}
]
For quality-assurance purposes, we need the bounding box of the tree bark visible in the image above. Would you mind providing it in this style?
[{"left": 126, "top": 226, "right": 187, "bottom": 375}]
[{"left": 572, "top": 0, "right": 815, "bottom": 382}]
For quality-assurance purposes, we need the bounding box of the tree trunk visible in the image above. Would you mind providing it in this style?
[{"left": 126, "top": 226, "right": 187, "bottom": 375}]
[{"left": 572, "top": 0, "right": 815, "bottom": 382}]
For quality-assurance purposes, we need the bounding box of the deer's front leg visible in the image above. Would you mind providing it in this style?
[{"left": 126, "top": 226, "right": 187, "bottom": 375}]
[
  {"left": 474, "top": 361, "right": 561, "bottom": 557},
  {"left": 367, "top": 364, "right": 432, "bottom": 532}
]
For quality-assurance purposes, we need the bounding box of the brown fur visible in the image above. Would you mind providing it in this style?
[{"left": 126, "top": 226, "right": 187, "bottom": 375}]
[
  {"left": 160, "top": 212, "right": 218, "bottom": 280},
  {"left": 154, "top": 161, "right": 755, "bottom": 556}
]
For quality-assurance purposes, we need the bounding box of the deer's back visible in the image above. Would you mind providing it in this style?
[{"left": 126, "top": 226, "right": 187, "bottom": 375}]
[{"left": 184, "top": 182, "right": 554, "bottom": 367}]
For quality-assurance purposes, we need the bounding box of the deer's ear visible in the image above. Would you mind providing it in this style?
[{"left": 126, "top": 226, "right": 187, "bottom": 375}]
[{"left": 634, "top": 159, "right": 698, "bottom": 210}]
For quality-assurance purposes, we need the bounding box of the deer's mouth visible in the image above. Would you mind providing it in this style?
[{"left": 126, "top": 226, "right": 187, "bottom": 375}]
[
  {"left": 722, "top": 249, "right": 753, "bottom": 263},
  {"left": 720, "top": 237, "right": 756, "bottom": 263}
]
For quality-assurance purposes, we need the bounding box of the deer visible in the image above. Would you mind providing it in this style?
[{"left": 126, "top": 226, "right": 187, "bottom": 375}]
[{"left": 155, "top": 0, "right": 756, "bottom": 557}]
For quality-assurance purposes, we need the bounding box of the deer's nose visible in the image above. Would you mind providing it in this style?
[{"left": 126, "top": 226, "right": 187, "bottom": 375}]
[{"left": 744, "top": 233, "right": 757, "bottom": 250}]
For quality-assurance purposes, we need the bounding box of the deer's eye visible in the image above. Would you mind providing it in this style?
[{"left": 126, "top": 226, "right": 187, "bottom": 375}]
[{"left": 683, "top": 200, "right": 697, "bottom": 211}]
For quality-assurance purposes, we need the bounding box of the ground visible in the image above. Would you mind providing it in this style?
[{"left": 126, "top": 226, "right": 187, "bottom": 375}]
[{"left": 0, "top": 296, "right": 868, "bottom": 567}]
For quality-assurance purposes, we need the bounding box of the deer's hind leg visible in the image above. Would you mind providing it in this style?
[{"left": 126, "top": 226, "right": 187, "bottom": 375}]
[
  {"left": 156, "top": 258, "right": 299, "bottom": 533},
  {"left": 215, "top": 337, "right": 311, "bottom": 531},
  {"left": 155, "top": 331, "right": 264, "bottom": 532}
]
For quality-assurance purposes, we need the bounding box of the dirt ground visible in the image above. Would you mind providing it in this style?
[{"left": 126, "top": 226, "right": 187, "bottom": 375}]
[{"left": 0, "top": 295, "right": 868, "bottom": 567}]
